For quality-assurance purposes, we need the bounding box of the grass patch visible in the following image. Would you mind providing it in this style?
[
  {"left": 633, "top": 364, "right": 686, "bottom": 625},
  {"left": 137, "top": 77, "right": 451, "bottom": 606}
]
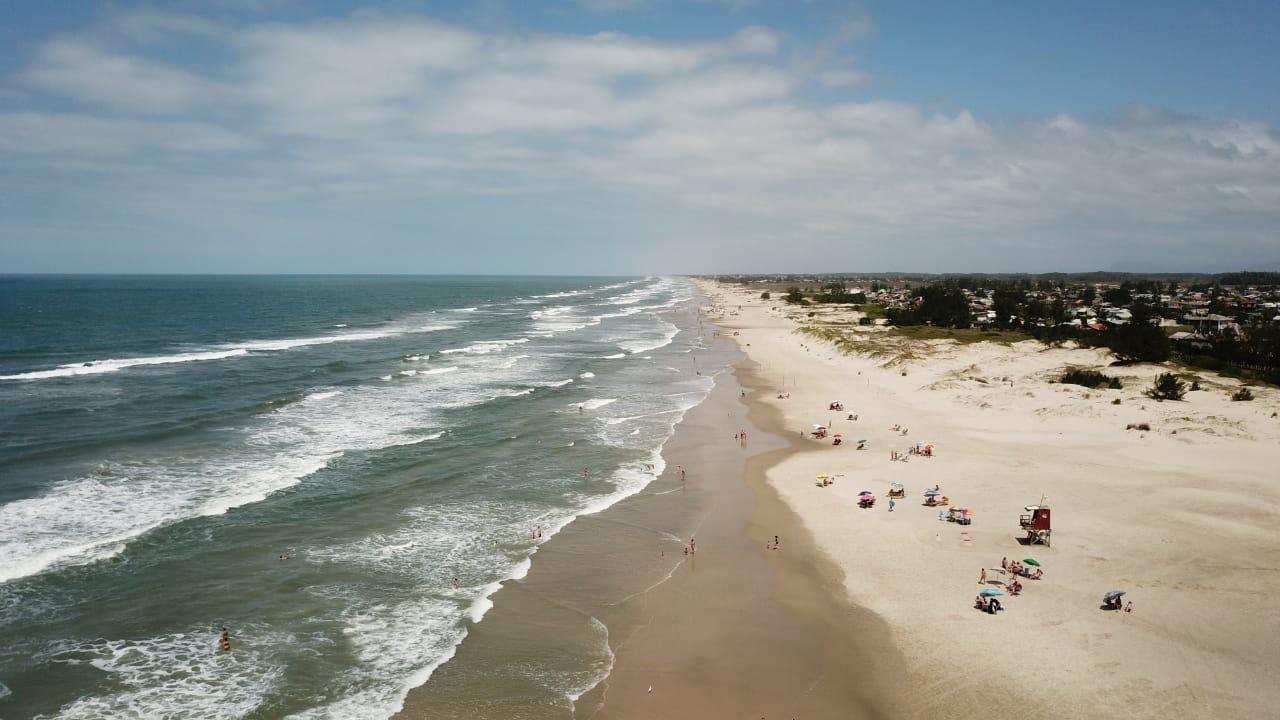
[
  {"left": 889, "top": 325, "right": 1028, "bottom": 345},
  {"left": 1059, "top": 367, "right": 1122, "bottom": 389}
]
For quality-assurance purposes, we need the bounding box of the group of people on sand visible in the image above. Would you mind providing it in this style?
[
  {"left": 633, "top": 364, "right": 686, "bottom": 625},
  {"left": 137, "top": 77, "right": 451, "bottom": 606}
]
[
  {"left": 974, "top": 594, "right": 1004, "bottom": 614},
  {"left": 1002, "top": 557, "right": 1043, "bottom": 580}
]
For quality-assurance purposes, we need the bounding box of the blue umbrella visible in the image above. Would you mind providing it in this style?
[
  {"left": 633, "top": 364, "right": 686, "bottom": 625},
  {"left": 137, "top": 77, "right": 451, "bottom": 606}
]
[
  {"left": 924, "top": 489, "right": 940, "bottom": 497},
  {"left": 979, "top": 588, "right": 1004, "bottom": 597},
  {"left": 1103, "top": 590, "right": 1125, "bottom": 603}
]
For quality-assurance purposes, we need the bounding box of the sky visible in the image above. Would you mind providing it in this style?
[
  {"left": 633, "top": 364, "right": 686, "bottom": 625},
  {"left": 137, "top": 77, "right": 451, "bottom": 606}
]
[{"left": 0, "top": 0, "right": 1277, "bottom": 275}]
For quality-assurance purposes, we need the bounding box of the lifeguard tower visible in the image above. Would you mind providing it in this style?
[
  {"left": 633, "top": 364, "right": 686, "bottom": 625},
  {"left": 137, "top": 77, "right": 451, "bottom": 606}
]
[{"left": 1019, "top": 504, "right": 1051, "bottom": 547}]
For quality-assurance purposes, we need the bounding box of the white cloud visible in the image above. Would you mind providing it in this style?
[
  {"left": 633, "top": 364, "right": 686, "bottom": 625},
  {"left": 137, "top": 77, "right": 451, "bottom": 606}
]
[
  {"left": 18, "top": 39, "right": 225, "bottom": 115},
  {"left": 1, "top": 10, "right": 1277, "bottom": 271}
]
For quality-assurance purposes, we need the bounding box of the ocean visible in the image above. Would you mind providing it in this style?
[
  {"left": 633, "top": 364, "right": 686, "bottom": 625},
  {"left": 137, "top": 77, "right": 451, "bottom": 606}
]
[{"left": 0, "top": 275, "right": 725, "bottom": 719}]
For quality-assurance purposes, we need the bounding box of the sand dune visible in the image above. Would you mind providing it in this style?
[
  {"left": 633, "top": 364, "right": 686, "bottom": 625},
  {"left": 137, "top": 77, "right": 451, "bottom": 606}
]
[{"left": 699, "top": 279, "right": 1280, "bottom": 720}]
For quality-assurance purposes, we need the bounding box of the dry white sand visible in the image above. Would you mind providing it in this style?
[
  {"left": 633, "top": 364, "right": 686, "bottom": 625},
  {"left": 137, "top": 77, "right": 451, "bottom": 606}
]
[{"left": 699, "top": 280, "right": 1280, "bottom": 720}]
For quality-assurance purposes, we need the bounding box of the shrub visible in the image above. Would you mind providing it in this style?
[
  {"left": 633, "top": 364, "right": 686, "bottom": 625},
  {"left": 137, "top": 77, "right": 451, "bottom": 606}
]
[
  {"left": 1126, "top": 422, "right": 1151, "bottom": 431},
  {"left": 1232, "top": 387, "right": 1255, "bottom": 401},
  {"left": 1059, "top": 368, "right": 1116, "bottom": 388},
  {"left": 1107, "top": 377, "right": 1123, "bottom": 389},
  {"left": 1145, "top": 373, "right": 1187, "bottom": 401},
  {"left": 1112, "top": 398, "right": 1122, "bottom": 405},
  {"left": 1190, "top": 380, "right": 1201, "bottom": 391},
  {"left": 760, "top": 291, "right": 770, "bottom": 300}
]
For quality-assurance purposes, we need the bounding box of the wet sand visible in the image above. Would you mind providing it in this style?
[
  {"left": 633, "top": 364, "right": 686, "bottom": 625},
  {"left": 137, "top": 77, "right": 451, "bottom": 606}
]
[
  {"left": 399, "top": 330, "right": 903, "bottom": 719},
  {"left": 582, "top": 357, "right": 903, "bottom": 719}
]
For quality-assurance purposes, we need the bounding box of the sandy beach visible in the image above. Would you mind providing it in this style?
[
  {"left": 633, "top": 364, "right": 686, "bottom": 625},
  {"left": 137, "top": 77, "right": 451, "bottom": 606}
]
[{"left": 699, "top": 279, "right": 1280, "bottom": 719}]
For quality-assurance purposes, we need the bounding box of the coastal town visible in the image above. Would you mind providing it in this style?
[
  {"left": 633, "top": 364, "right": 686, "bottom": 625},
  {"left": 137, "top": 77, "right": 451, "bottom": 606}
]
[{"left": 711, "top": 272, "right": 1280, "bottom": 384}]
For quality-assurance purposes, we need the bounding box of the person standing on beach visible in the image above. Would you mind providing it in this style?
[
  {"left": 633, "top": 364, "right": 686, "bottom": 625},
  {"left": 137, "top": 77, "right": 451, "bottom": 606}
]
[
  {"left": 689, "top": 537, "right": 696, "bottom": 554},
  {"left": 980, "top": 568, "right": 987, "bottom": 585},
  {"left": 889, "top": 498, "right": 895, "bottom": 512},
  {"left": 678, "top": 465, "right": 686, "bottom": 482}
]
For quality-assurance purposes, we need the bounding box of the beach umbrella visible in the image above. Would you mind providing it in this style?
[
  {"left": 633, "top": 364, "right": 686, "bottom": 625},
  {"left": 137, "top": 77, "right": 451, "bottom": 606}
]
[
  {"left": 979, "top": 588, "right": 1004, "bottom": 597},
  {"left": 1103, "top": 590, "right": 1125, "bottom": 603},
  {"left": 1023, "top": 558, "right": 1041, "bottom": 567},
  {"left": 858, "top": 490, "right": 873, "bottom": 496},
  {"left": 816, "top": 474, "right": 831, "bottom": 479},
  {"left": 924, "top": 489, "right": 940, "bottom": 497}
]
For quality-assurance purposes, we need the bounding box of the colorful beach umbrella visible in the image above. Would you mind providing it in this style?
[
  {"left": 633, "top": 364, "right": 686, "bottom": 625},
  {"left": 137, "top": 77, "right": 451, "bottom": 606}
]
[
  {"left": 979, "top": 588, "right": 1004, "bottom": 597},
  {"left": 1023, "top": 558, "right": 1041, "bottom": 567},
  {"left": 816, "top": 474, "right": 831, "bottom": 479}
]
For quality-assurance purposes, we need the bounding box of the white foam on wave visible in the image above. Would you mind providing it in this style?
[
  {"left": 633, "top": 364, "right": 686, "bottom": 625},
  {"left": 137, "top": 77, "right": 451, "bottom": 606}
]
[
  {"left": 0, "top": 371, "right": 456, "bottom": 585},
  {"left": 543, "top": 379, "right": 574, "bottom": 388},
  {"left": 402, "top": 354, "right": 429, "bottom": 362},
  {"left": 0, "top": 349, "right": 249, "bottom": 381},
  {"left": 602, "top": 409, "right": 682, "bottom": 425},
  {"left": 616, "top": 321, "right": 680, "bottom": 355},
  {"left": 439, "top": 338, "right": 529, "bottom": 355},
  {"left": 601, "top": 353, "right": 626, "bottom": 360},
  {"left": 285, "top": 595, "right": 467, "bottom": 720},
  {"left": 46, "top": 627, "right": 293, "bottom": 720},
  {"left": 496, "top": 354, "right": 529, "bottom": 369},
  {"left": 1, "top": 319, "right": 459, "bottom": 382},
  {"left": 419, "top": 367, "right": 458, "bottom": 376},
  {"left": 579, "top": 372, "right": 595, "bottom": 379},
  {"left": 578, "top": 398, "right": 617, "bottom": 411}
]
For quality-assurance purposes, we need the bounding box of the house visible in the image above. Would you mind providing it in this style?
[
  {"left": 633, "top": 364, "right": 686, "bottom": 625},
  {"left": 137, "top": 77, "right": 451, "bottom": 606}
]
[{"left": 1182, "top": 314, "right": 1238, "bottom": 334}]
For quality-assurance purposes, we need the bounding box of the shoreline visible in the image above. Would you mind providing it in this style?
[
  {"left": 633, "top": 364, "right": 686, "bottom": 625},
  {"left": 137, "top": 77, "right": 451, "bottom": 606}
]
[
  {"left": 398, "top": 301, "right": 905, "bottom": 719},
  {"left": 579, "top": 353, "right": 904, "bottom": 719}
]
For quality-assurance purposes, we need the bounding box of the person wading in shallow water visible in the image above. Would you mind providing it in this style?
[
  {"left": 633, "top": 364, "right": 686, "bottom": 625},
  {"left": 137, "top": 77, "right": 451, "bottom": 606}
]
[{"left": 219, "top": 627, "right": 232, "bottom": 653}]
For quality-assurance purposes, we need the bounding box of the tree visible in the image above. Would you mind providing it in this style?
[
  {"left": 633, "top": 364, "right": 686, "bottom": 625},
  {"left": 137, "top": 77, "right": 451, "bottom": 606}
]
[
  {"left": 1049, "top": 298, "right": 1067, "bottom": 325},
  {"left": 1107, "top": 302, "right": 1169, "bottom": 362},
  {"left": 760, "top": 291, "right": 770, "bottom": 300},
  {"left": 992, "top": 288, "right": 1024, "bottom": 328},
  {"left": 1103, "top": 287, "right": 1132, "bottom": 306},
  {"left": 1082, "top": 285, "right": 1097, "bottom": 304},
  {"left": 1145, "top": 372, "right": 1187, "bottom": 401},
  {"left": 784, "top": 287, "right": 804, "bottom": 304},
  {"left": 917, "top": 284, "right": 972, "bottom": 327},
  {"left": 1025, "top": 298, "right": 1046, "bottom": 325}
]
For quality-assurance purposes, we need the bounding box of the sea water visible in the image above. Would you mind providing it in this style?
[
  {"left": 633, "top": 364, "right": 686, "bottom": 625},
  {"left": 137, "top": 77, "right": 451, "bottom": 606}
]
[{"left": 0, "top": 275, "right": 721, "bottom": 719}]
